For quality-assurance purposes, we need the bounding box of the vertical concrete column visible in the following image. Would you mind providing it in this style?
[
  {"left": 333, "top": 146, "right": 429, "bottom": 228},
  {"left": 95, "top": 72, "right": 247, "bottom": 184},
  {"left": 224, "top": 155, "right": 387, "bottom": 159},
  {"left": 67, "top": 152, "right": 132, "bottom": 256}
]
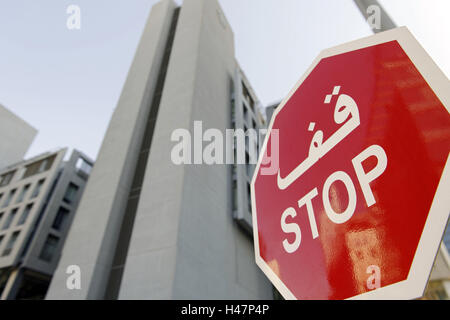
[
  {"left": 0, "top": 269, "right": 23, "bottom": 300},
  {"left": 45, "top": 0, "right": 177, "bottom": 300}
]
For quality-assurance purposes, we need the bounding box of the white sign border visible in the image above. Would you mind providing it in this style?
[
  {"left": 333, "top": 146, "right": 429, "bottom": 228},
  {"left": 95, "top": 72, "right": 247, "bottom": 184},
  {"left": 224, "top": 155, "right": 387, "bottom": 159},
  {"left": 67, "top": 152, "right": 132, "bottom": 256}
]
[{"left": 251, "top": 26, "right": 450, "bottom": 300}]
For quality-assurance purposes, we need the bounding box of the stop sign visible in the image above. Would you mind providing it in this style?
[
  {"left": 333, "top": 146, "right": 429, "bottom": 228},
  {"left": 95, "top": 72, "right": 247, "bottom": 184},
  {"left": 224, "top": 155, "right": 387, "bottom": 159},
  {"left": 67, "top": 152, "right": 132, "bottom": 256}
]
[{"left": 252, "top": 27, "right": 450, "bottom": 300}]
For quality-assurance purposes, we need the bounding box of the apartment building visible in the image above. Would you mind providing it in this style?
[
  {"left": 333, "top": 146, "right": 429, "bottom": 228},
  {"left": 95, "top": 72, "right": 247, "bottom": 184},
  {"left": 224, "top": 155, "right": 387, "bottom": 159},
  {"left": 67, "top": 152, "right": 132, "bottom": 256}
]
[{"left": 0, "top": 149, "right": 93, "bottom": 299}]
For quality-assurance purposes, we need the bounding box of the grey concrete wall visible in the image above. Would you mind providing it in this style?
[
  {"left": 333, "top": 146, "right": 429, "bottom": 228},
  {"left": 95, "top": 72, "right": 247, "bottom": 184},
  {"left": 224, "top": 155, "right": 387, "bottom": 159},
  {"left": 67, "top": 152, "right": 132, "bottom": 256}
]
[
  {"left": 119, "top": 0, "right": 272, "bottom": 300},
  {"left": 45, "top": 0, "right": 177, "bottom": 300},
  {"left": 0, "top": 105, "right": 37, "bottom": 169}
]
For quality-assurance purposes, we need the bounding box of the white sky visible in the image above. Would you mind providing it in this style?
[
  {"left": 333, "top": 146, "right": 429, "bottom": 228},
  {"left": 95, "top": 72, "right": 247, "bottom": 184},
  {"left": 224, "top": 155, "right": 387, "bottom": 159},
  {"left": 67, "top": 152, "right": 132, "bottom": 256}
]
[{"left": 0, "top": 0, "right": 449, "bottom": 160}]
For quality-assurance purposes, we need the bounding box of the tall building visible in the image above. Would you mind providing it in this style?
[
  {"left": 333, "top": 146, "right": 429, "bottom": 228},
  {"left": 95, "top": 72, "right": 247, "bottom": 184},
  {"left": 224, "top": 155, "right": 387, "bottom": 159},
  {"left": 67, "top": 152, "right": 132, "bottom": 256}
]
[
  {"left": 46, "top": 0, "right": 273, "bottom": 300},
  {"left": 0, "top": 105, "right": 37, "bottom": 169},
  {"left": 0, "top": 149, "right": 93, "bottom": 299}
]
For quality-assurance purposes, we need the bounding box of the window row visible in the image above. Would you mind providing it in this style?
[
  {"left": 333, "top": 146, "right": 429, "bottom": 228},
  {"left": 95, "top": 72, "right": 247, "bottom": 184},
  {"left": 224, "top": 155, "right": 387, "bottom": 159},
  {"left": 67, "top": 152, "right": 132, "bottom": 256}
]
[
  {"left": 0, "top": 155, "right": 56, "bottom": 188},
  {"left": 0, "top": 203, "right": 34, "bottom": 231},
  {"left": 242, "top": 104, "right": 257, "bottom": 129},
  {"left": 0, "top": 231, "right": 60, "bottom": 263},
  {"left": 0, "top": 179, "right": 45, "bottom": 209},
  {"left": 0, "top": 231, "right": 20, "bottom": 257},
  {"left": 0, "top": 203, "right": 71, "bottom": 234}
]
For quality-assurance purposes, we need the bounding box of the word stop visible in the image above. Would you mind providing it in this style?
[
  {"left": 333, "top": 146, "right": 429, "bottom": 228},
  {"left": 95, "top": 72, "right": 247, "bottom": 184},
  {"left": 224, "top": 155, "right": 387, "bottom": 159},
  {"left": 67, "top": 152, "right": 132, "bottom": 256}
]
[{"left": 281, "top": 144, "right": 388, "bottom": 254}]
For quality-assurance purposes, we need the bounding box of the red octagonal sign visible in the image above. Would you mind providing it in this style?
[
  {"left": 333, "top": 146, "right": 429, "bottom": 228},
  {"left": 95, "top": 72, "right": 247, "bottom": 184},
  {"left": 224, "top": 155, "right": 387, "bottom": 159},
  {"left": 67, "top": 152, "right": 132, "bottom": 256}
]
[{"left": 252, "top": 27, "right": 450, "bottom": 300}]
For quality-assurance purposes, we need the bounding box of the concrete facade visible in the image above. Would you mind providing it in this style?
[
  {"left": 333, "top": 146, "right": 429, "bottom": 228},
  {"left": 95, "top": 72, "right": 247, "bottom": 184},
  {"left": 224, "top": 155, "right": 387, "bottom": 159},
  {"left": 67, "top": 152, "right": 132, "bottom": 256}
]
[
  {"left": 46, "top": 0, "right": 273, "bottom": 300},
  {"left": 0, "top": 105, "right": 37, "bottom": 169},
  {"left": 0, "top": 149, "right": 93, "bottom": 299}
]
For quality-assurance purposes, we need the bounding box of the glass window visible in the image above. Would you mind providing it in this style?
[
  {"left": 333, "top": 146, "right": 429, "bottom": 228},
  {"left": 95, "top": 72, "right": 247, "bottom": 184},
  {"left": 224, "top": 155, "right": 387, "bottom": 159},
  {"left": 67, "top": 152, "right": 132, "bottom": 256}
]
[
  {"left": 2, "top": 231, "right": 20, "bottom": 257},
  {"left": 0, "top": 212, "right": 3, "bottom": 226},
  {"left": 1, "top": 189, "right": 16, "bottom": 209},
  {"left": 22, "top": 155, "right": 56, "bottom": 179},
  {"left": 52, "top": 207, "right": 70, "bottom": 231},
  {"left": 38, "top": 160, "right": 48, "bottom": 173},
  {"left": 76, "top": 158, "right": 92, "bottom": 176},
  {"left": 63, "top": 183, "right": 79, "bottom": 204},
  {"left": 16, "top": 184, "right": 31, "bottom": 204},
  {"left": 31, "top": 179, "right": 45, "bottom": 199},
  {"left": 2, "top": 208, "right": 18, "bottom": 230},
  {"left": 0, "top": 171, "right": 15, "bottom": 187},
  {"left": 17, "top": 204, "right": 33, "bottom": 226},
  {"left": 0, "top": 235, "right": 4, "bottom": 248},
  {"left": 39, "top": 235, "right": 59, "bottom": 262}
]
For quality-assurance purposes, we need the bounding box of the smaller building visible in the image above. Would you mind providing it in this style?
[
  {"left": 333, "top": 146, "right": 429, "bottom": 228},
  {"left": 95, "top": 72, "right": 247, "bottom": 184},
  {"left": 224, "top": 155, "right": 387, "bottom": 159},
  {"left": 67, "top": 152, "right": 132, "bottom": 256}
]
[
  {"left": 0, "top": 148, "right": 93, "bottom": 300},
  {"left": 422, "top": 243, "right": 450, "bottom": 300},
  {"left": 0, "top": 105, "right": 37, "bottom": 169}
]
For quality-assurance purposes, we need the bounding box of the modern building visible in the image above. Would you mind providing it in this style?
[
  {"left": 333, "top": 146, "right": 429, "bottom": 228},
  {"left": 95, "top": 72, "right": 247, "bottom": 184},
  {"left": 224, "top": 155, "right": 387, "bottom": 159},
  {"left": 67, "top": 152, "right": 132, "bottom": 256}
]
[
  {"left": 0, "top": 148, "right": 93, "bottom": 299},
  {"left": 422, "top": 244, "right": 450, "bottom": 300},
  {"left": 46, "top": 0, "right": 273, "bottom": 300},
  {"left": 0, "top": 105, "right": 37, "bottom": 169}
]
